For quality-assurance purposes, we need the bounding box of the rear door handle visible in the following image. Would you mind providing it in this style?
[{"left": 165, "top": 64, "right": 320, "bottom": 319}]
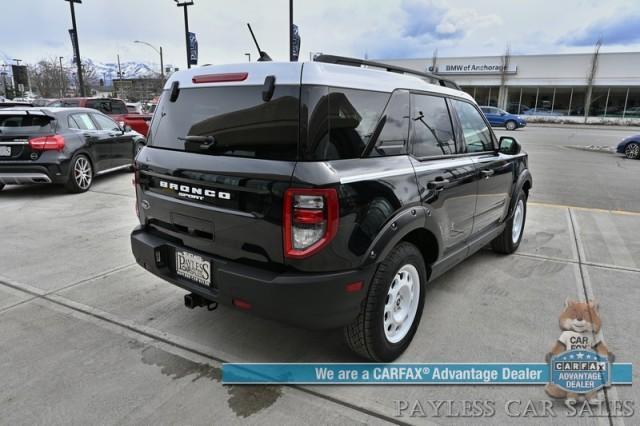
[
  {"left": 481, "top": 169, "right": 495, "bottom": 178},
  {"left": 427, "top": 178, "right": 450, "bottom": 190}
]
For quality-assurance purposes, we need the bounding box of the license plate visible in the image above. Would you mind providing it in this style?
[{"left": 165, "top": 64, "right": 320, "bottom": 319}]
[
  {"left": 175, "top": 249, "right": 212, "bottom": 286},
  {"left": 0, "top": 146, "right": 10, "bottom": 156}
]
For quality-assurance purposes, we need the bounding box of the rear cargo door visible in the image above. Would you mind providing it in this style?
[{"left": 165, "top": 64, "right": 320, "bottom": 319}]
[{"left": 138, "top": 64, "right": 302, "bottom": 265}]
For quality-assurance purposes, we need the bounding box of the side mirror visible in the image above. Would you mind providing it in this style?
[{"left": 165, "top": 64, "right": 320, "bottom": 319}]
[
  {"left": 122, "top": 124, "right": 132, "bottom": 133},
  {"left": 499, "top": 136, "right": 521, "bottom": 155}
]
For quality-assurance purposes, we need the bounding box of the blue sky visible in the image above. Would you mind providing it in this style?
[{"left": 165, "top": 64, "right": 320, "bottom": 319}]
[{"left": 1, "top": 0, "right": 639, "bottom": 68}]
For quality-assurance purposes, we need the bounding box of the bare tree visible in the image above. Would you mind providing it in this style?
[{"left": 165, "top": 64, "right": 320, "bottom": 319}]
[
  {"left": 499, "top": 44, "right": 511, "bottom": 109},
  {"left": 431, "top": 48, "right": 438, "bottom": 73},
  {"left": 80, "top": 60, "right": 99, "bottom": 96},
  {"left": 584, "top": 38, "right": 602, "bottom": 122},
  {"left": 28, "top": 58, "right": 70, "bottom": 98}
]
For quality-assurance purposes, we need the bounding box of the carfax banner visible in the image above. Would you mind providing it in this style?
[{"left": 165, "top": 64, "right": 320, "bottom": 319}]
[{"left": 223, "top": 362, "right": 632, "bottom": 385}]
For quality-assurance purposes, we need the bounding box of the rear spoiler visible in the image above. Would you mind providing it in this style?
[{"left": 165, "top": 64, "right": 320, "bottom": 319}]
[{"left": 0, "top": 109, "right": 56, "bottom": 118}]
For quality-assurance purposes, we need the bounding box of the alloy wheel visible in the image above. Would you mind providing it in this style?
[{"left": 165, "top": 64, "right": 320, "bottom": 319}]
[
  {"left": 383, "top": 264, "right": 421, "bottom": 343},
  {"left": 74, "top": 157, "right": 92, "bottom": 190},
  {"left": 512, "top": 199, "right": 524, "bottom": 244},
  {"left": 625, "top": 143, "right": 639, "bottom": 159}
]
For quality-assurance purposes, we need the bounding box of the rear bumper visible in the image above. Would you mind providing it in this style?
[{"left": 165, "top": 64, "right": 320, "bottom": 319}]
[
  {"left": 0, "top": 172, "right": 52, "bottom": 184},
  {"left": 0, "top": 163, "right": 68, "bottom": 184},
  {"left": 130, "top": 226, "right": 376, "bottom": 329}
]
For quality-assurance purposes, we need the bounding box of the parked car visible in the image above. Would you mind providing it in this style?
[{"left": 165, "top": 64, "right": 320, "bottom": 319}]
[
  {"left": 126, "top": 102, "right": 143, "bottom": 114},
  {"left": 47, "top": 97, "right": 151, "bottom": 136},
  {"left": 0, "top": 107, "right": 145, "bottom": 193},
  {"left": 480, "top": 106, "right": 527, "bottom": 130},
  {"left": 616, "top": 134, "right": 640, "bottom": 159},
  {"left": 130, "top": 55, "right": 532, "bottom": 361}
]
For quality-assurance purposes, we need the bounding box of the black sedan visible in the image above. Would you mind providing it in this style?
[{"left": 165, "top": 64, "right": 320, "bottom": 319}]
[{"left": 0, "top": 107, "right": 145, "bottom": 193}]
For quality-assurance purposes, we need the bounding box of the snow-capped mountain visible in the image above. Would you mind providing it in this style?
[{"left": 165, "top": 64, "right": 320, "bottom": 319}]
[
  {"left": 85, "top": 58, "right": 159, "bottom": 82},
  {"left": 0, "top": 50, "right": 158, "bottom": 82}
]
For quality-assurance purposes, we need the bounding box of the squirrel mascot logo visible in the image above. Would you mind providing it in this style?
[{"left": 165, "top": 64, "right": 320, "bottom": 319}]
[{"left": 545, "top": 298, "right": 612, "bottom": 404}]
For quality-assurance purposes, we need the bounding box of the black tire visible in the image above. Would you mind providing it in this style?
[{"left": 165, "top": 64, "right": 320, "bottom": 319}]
[
  {"left": 65, "top": 154, "right": 93, "bottom": 193},
  {"left": 505, "top": 120, "right": 517, "bottom": 131},
  {"left": 344, "top": 242, "right": 427, "bottom": 362},
  {"left": 624, "top": 142, "right": 640, "bottom": 159},
  {"left": 0, "top": 183, "right": 4, "bottom": 191},
  {"left": 492, "top": 189, "right": 527, "bottom": 254}
]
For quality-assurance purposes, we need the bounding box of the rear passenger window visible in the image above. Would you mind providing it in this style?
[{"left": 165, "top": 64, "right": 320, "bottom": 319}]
[
  {"left": 69, "top": 113, "right": 97, "bottom": 130},
  {"left": 410, "top": 94, "right": 456, "bottom": 157},
  {"left": 451, "top": 100, "right": 494, "bottom": 152}
]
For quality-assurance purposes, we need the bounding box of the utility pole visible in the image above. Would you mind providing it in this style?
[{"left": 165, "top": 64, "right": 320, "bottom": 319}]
[
  {"left": 117, "top": 54, "right": 122, "bottom": 79},
  {"left": 65, "top": 0, "right": 85, "bottom": 96},
  {"left": 59, "top": 56, "right": 65, "bottom": 97},
  {"left": 289, "top": 0, "right": 294, "bottom": 61},
  {"left": 175, "top": 1, "right": 194, "bottom": 69}
]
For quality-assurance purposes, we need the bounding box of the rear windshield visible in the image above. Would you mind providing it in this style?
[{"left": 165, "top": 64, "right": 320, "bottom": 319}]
[
  {"left": 148, "top": 85, "right": 299, "bottom": 161},
  {"left": 0, "top": 114, "right": 55, "bottom": 134}
]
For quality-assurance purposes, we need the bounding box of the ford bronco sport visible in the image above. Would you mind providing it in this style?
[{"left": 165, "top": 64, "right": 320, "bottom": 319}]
[{"left": 130, "top": 55, "right": 532, "bottom": 361}]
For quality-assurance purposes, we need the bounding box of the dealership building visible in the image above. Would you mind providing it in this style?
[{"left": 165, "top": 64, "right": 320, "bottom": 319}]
[{"left": 382, "top": 52, "right": 640, "bottom": 120}]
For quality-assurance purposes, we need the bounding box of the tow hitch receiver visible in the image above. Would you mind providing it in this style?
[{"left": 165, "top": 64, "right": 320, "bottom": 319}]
[{"left": 184, "top": 293, "right": 218, "bottom": 311}]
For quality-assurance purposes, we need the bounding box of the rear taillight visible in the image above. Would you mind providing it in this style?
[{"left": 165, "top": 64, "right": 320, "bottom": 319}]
[
  {"left": 283, "top": 188, "right": 339, "bottom": 259},
  {"left": 28, "top": 135, "right": 65, "bottom": 151}
]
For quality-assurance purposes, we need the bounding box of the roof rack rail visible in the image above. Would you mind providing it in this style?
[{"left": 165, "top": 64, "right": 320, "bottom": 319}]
[{"left": 313, "top": 54, "right": 460, "bottom": 90}]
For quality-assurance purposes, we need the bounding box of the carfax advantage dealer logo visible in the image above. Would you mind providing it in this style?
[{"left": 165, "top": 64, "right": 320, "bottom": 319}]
[{"left": 550, "top": 350, "right": 610, "bottom": 393}]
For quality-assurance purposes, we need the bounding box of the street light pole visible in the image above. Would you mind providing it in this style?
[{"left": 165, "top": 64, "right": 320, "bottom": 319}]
[
  {"left": 134, "top": 40, "right": 164, "bottom": 78},
  {"left": 65, "top": 0, "right": 85, "bottom": 96},
  {"left": 59, "top": 56, "right": 65, "bottom": 97},
  {"left": 175, "top": 1, "right": 194, "bottom": 69},
  {"left": 245, "top": 53, "right": 251, "bottom": 62}
]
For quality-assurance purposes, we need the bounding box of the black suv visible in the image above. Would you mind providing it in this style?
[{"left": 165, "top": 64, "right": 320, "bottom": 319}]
[{"left": 131, "top": 56, "right": 532, "bottom": 361}]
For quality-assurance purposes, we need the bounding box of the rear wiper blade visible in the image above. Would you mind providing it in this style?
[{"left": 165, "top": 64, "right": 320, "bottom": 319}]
[{"left": 178, "top": 135, "right": 216, "bottom": 149}]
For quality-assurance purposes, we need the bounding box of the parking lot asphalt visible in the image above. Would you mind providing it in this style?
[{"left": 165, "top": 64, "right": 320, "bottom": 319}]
[
  {"left": 495, "top": 125, "right": 640, "bottom": 212},
  {"left": 1, "top": 125, "right": 639, "bottom": 424}
]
